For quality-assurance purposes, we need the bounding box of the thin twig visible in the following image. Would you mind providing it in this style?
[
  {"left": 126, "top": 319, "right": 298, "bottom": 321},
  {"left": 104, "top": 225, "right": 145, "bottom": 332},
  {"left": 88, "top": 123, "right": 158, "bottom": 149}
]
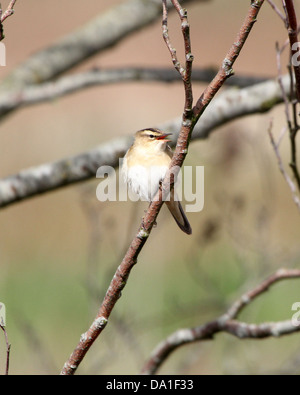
[
  {"left": 267, "top": 0, "right": 287, "bottom": 25},
  {"left": 0, "top": 0, "right": 17, "bottom": 41},
  {"left": 0, "top": 320, "right": 11, "bottom": 375},
  {"left": 160, "top": 0, "right": 194, "bottom": 196},
  {"left": 275, "top": 9, "right": 300, "bottom": 192},
  {"left": 276, "top": 41, "right": 292, "bottom": 124},
  {"left": 267, "top": 120, "right": 300, "bottom": 211},
  {"left": 192, "top": 0, "right": 265, "bottom": 123},
  {"left": 284, "top": 0, "right": 300, "bottom": 101},
  {"left": 0, "top": 0, "right": 16, "bottom": 22},
  {"left": 162, "top": 1, "right": 182, "bottom": 76}
]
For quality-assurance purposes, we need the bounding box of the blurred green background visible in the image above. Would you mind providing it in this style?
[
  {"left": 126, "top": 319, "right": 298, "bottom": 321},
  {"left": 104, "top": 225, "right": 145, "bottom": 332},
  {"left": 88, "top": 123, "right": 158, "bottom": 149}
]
[{"left": 1, "top": 0, "right": 300, "bottom": 374}]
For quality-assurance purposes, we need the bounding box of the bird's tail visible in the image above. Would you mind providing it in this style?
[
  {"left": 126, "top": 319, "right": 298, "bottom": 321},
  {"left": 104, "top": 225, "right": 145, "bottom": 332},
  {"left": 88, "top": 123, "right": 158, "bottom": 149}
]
[{"left": 165, "top": 194, "right": 192, "bottom": 235}]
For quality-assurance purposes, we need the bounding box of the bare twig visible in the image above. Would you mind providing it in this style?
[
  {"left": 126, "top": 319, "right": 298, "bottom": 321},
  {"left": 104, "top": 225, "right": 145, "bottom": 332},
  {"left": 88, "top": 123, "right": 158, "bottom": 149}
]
[
  {"left": 275, "top": 16, "right": 300, "bottom": 193},
  {"left": 267, "top": 0, "right": 287, "bottom": 24},
  {"left": 162, "top": 0, "right": 193, "bottom": 118},
  {"left": 0, "top": 0, "right": 16, "bottom": 22},
  {"left": 268, "top": 121, "right": 300, "bottom": 211},
  {"left": 141, "top": 269, "right": 300, "bottom": 375},
  {"left": 283, "top": 1, "right": 300, "bottom": 186},
  {"left": 0, "top": 0, "right": 17, "bottom": 41},
  {"left": 284, "top": 0, "right": 300, "bottom": 101},
  {"left": 0, "top": 320, "right": 11, "bottom": 375},
  {"left": 60, "top": 0, "right": 266, "bottom": 375},
  {"left": 276, "top": 42, "right": 292, "bottom": 124}
]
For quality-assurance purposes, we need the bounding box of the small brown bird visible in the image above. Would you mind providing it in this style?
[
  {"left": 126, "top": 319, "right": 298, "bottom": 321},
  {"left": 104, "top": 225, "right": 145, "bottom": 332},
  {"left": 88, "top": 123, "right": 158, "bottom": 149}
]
[{"left": 122, "top": 128, "right": 192, "bottom": 235}]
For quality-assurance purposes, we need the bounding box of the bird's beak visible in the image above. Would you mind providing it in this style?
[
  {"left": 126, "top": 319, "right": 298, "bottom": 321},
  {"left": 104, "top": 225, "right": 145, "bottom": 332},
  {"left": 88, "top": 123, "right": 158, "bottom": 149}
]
[{"left": 156, "top": 133, "right": 172, "bottom": 142}]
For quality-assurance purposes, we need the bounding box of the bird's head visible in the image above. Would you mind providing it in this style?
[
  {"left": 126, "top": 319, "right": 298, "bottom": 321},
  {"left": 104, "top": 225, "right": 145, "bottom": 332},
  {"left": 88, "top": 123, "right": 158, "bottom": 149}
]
[{"left": 134, "top": 128, "right": 172, "bottom": 152}]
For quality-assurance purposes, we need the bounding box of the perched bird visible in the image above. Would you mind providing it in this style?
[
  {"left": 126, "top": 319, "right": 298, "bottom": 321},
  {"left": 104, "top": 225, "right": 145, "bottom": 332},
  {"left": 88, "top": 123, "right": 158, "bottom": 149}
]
[{"left": 122, "top": 128, "right": 192, "bottom": 235}]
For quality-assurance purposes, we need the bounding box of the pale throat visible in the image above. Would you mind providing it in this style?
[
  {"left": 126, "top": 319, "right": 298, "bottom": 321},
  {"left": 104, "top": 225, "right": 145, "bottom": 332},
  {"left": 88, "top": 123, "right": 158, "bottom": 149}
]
[{"left": 139, "top": 140, "right": 168, "bottom": 155}]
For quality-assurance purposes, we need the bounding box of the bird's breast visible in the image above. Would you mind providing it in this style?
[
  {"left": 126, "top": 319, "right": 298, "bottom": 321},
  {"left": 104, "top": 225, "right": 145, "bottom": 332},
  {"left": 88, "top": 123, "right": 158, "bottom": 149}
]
[
  {"left": 122, "top": 160, "right": 169, "bottom": 201},
  {"left": 122, "top": 144, "right": 172, "bottom": 201}
]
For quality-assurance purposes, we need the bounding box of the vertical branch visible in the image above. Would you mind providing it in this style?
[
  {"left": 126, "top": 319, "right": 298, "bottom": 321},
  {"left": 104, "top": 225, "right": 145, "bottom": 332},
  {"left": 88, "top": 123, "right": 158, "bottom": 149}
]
[
  {"left": 276, "top": 42, "right": 292, "bottom": 124},
  {"left": 169, "top": 0, "right": 265, "bottom": 174},
  {"left": 172, "top": 1, "right": 194, "bottom": 118},
  {"left": 162, "top": 0, "right": 193, "bottom": 120},
  {"left": 284, "top": 0, "right": 300, "bottom": 101},
  {"left": 267, "top": 120, "right": 300, "bottom": 211},
  {"left": 275, "top": 0, "right": 300, "bottom": 191},
  {"left": 161, "top": 0, "right": 194, "bottom": 197},
  {"left": 0, "top": 321, "right": 11, "bottom": 375},
  {"left": 288, "top": 64, "right": 300, "bottom": 189},
  {"left": 284, "top": 0, "right": 300, "bottom": 189}
]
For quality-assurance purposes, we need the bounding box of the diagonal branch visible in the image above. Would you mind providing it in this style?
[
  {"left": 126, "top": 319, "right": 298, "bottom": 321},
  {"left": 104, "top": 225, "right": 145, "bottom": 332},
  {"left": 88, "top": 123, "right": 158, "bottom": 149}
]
[
  {"left": 141, "top": 269, "right": 300, "bottom": 375},
  {"left": 283, "top": 0, "right": 300, "bottom": 191},
  {"left": 162, "top": 0, "right": 193, "bottom": 117},
  {"left": 60, "top": 0, "right": 266, "bottom": 375}
]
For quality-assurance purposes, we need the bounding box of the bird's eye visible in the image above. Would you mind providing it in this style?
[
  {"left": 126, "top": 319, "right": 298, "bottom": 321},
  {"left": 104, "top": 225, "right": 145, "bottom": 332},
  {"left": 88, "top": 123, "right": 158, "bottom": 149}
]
[{"left": 149, "top": 134, "right": 155, "bottom": 139}]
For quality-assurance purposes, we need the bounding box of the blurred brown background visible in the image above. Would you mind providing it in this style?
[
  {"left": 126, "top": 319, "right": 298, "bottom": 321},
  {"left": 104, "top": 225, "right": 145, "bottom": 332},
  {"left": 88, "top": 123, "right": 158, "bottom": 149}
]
[{"left": 1, "top": 0, "right": 300, "bottom": 375}]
